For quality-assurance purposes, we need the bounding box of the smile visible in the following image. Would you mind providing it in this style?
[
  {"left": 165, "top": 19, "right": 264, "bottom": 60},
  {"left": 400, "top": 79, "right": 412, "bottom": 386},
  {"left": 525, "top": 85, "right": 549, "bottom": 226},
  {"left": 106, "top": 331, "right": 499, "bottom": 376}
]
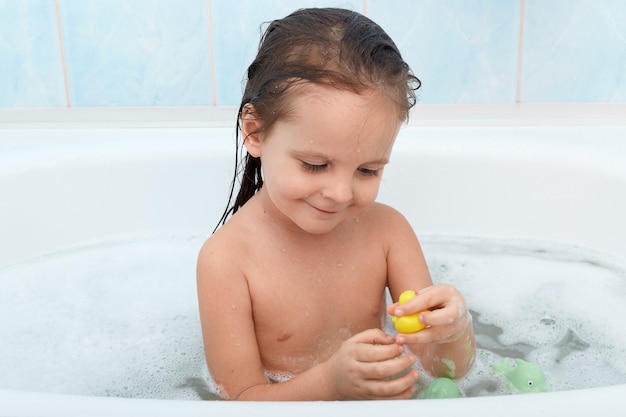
[{"left": 306, "top": 202, "right": 338, "bottom": 214}]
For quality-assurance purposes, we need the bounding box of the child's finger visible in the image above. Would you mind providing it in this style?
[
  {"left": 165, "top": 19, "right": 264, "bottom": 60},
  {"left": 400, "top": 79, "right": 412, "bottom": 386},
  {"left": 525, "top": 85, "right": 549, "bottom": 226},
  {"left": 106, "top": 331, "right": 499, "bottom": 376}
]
[
  {"left": 390, "top": 286, "right": 436, "bottom": 316},
  {"left": 363, "top": 368, "right": 419, "bottom": 399},
  {"left": 419, "top": 302, "right": 468, "bottom": 327},
  {"left": 396, "top": 321, "right": 466, "bottom": 345},
  {"left": 393, "top": 284, "right": 463, "bottom": 316},
  {"left": 350, "top": 328, "right": 395, "bottom": 345},
  {"left": 354, "top": 342, "right": 405, "bottom": 364},
  {"left": 415, "top": 284, "right": 459, "bottom": 309}
]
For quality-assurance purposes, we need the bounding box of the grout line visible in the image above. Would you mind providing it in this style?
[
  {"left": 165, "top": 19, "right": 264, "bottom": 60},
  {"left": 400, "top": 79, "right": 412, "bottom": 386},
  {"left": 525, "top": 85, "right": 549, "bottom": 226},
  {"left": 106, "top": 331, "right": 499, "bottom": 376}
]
[
  {"left": 206, "top": 0, "right": 218, "bottom": 106},
  {"left": 54, "top": 0, "right": 72, "bottom": 108},
  {"left": 515, "top": 0, "right": 526, "bottom": 103}
]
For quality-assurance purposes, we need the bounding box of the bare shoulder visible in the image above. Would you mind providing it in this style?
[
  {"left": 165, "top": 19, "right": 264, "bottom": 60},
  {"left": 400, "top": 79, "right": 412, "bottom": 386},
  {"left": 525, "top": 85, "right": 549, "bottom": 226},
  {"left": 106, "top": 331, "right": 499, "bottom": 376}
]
[
  {"left": 363, "top": 202, "right": 415, "bottom": 236},
  {"left": 197, "top": 218, "right": 248, "bottom": 285},
  {"left": 368, "top": 201, "right": 407, "bottom": 218}
]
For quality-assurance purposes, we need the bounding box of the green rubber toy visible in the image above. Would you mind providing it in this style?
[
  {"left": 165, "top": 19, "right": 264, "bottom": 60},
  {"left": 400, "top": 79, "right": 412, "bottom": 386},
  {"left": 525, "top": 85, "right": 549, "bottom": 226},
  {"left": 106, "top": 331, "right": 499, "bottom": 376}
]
[
  {"left": 423, "top": 377, "right": 463, "bottom": 399},
  {"left": 492, "top": 358, "right": 547, "bottom": 393}
]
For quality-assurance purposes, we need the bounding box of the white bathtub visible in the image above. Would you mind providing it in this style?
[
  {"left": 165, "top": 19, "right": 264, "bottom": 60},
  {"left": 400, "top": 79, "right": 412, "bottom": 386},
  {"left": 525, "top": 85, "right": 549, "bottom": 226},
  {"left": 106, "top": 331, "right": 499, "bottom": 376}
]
[{"left": 1, "top": 105, "right": 626, "bottom": 416}]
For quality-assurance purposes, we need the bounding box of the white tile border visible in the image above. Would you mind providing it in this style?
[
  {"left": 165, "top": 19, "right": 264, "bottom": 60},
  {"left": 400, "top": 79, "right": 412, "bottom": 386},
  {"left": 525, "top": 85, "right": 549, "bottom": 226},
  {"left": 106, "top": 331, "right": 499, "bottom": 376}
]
[{"left": 0, "top": 104, "right": 624, "bottom": 129}]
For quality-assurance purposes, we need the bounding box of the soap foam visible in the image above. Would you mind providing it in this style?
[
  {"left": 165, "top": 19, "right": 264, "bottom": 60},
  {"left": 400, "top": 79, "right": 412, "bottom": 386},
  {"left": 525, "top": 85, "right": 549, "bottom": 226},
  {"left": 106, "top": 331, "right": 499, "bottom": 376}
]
[
  {"left": 264, "top": 370, "right": 295, "bottom": 384},
  {"left": 420, "top": 235, "right": 626, "bottom": 395},
  {"left": 0, "top": 235, "right": 219, "bottom": 400}
]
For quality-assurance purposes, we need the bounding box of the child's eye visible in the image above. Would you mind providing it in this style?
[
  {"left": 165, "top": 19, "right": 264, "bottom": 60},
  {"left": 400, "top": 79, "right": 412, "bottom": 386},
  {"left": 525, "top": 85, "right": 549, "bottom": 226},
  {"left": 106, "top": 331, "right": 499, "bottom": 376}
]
[
  {"left": 358, "top": 167, "right": 379, "bottom": 177},
  {"left": 301, "top": 161, "right": 327, "bottom": 172}
]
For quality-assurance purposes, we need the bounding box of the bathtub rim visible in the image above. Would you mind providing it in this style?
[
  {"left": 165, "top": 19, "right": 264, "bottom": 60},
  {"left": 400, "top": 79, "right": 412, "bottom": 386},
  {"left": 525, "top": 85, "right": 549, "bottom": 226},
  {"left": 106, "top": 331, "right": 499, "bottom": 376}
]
[{"left": 1, "top": 384, "right": 625, "bottom": 417}]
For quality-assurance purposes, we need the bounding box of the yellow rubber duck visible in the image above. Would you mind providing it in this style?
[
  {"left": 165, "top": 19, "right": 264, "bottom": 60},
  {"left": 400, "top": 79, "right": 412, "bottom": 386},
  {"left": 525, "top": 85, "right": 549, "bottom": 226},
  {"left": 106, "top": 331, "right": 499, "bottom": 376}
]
[{"left": 392, "top": 290, "right": 428, "bottom": 333}]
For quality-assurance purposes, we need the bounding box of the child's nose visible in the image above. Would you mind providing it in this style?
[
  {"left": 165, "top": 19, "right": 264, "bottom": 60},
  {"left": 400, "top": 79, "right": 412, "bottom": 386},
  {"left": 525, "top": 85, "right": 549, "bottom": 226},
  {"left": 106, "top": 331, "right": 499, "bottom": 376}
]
[{"left": 322, "top": 175, "right": 353, "bottom": 203}]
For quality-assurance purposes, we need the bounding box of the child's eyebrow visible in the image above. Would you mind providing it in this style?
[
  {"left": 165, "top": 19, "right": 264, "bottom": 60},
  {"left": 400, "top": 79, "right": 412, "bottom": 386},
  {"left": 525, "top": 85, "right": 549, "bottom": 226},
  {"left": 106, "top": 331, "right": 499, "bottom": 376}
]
[
  {"left": 360, "top": 157, "right": 390, "bottom": 166},
  {"left": 292, "top": 149, "right": 389, "bottom": 165},
  {"left": 367, "top": 156, "right": 390, "bottom": 165},
  {"left": 292, "top": 150, "right": 329, "bottom": 159}
]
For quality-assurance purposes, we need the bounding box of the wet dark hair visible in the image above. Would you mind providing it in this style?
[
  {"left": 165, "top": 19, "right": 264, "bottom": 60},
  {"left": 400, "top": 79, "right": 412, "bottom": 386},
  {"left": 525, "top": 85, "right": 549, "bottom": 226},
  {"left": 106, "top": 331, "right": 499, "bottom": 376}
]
[{"left": 214, "top": 7, "right": 420, "bottom": 231}]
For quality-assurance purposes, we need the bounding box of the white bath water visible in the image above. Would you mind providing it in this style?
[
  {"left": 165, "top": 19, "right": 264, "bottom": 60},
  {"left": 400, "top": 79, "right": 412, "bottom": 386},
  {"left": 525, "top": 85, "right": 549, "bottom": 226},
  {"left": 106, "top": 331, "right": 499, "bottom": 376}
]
[
  {"left": 0, "top": 235, "right": 218, "bottom": 400},
  {"left": 1, "top": 235, "right": 625, "bottom": 400},
  {"left": 419, "top": 236, "right": 626, "bottom": 396}
]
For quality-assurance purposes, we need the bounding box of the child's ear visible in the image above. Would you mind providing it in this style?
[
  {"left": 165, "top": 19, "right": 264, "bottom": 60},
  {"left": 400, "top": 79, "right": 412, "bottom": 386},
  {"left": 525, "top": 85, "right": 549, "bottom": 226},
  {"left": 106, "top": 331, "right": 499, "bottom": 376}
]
[{"left": 241, "top": 104, "right": 264, "bottom": 158}]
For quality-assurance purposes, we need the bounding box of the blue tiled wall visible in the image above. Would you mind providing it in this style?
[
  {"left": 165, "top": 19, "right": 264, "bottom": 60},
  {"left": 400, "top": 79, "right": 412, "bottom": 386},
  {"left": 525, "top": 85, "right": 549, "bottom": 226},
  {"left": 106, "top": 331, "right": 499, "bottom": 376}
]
[{"left": 1, "top": 0, "right": 625, "bottom": 107}]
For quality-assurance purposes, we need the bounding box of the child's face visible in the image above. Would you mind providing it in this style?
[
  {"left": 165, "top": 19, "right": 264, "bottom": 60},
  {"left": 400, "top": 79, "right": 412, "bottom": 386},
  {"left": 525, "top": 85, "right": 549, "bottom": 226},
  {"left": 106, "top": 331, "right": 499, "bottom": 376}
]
[{"left": 252, "top": 84, "right": 402, "bottom": 235}]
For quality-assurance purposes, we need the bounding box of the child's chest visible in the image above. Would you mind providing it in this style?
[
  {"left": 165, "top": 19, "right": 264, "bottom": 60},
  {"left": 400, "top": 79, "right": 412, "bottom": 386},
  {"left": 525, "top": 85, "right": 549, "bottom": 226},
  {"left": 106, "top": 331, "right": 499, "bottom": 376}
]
[{"left": 244, "top": 238, "right": 390, "bottom": 373}]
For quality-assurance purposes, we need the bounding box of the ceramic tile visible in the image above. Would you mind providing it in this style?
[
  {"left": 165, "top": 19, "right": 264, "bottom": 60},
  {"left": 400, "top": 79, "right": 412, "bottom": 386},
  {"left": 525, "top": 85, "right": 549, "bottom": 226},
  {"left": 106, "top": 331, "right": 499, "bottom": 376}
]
[
  {"left": 211, "top": 0, "right": 363, "bottom": 106},
  {"left": 369, "top": 0, "right": 521, "bottom": 103},
  {"left": 0, "top": 0, "right": 66, "bottom": 107},
  {"left": 2, "top": 0, "right": 625, "bottom": 108},
  {"left": 522, "top": 0, "right": 626, "bottom": 102},
  {"left": 58, "top": 0, "right": 212, "bottom": 106}
]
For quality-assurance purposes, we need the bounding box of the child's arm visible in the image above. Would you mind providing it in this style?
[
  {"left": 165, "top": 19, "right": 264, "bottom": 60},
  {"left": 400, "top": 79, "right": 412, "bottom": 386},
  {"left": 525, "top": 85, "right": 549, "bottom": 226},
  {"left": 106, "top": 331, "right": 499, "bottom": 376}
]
[
  {"left": 197, "top": 239, "right": 418, "bottom": 401},
  {"left": 381, "top": 206, "right": 476, "bottom": 378}
]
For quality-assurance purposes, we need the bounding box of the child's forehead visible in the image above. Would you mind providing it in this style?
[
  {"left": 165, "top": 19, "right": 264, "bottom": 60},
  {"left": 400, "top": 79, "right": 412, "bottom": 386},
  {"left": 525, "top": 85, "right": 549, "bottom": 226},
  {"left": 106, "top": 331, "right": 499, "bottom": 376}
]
[
  {"left": 277, "top": 84, "right": 401, "bottom": 158},
  {"left": 286, "top": 82, "right": 401, "bottom": 121}
]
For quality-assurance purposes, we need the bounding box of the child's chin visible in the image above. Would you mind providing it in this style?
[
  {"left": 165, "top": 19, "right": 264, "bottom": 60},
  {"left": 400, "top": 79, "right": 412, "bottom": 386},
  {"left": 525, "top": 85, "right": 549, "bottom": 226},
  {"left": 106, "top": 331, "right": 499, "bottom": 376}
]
[{"left": 293, "top": 217, "right": 344, "bottom": 235}]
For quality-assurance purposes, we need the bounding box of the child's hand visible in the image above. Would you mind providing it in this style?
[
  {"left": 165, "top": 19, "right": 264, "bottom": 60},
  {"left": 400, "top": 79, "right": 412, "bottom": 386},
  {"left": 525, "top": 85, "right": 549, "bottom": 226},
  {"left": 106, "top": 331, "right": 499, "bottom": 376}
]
[
  {"left": 388, "top": 284, "right": 472, "bottom": 345},
  {"left": 322, "top": 328, "right": 419, "bottom": 400}
]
